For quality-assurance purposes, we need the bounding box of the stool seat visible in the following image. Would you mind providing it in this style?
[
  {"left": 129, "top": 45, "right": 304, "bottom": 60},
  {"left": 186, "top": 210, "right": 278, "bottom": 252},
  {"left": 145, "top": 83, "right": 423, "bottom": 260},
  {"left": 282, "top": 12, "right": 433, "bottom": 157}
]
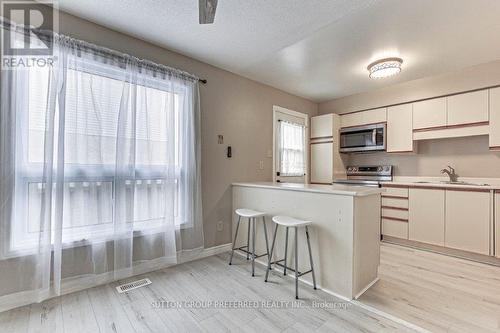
[
  {"left": 272, "top": 215, "right": 312, "bottom": 227},
  {"left": 236, "top": 208, "right": 266, "bottom": 218}
]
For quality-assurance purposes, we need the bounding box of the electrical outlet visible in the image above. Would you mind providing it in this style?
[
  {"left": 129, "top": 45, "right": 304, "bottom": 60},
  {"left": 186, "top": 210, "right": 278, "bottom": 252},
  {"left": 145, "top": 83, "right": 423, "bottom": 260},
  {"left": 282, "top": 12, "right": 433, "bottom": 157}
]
[
  {"left": 216, "top": 221, "right": 224, "bottom": 232},
  {"left": 259, "top": 160, "right": 264, "bottom": 170}
]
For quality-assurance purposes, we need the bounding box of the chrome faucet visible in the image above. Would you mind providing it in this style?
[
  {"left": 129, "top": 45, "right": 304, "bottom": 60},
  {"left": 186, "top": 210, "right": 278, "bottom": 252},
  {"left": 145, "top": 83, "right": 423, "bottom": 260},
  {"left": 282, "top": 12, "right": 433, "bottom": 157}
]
[{"left": 440, "top": 166, "right": 459, "bottom": 183}]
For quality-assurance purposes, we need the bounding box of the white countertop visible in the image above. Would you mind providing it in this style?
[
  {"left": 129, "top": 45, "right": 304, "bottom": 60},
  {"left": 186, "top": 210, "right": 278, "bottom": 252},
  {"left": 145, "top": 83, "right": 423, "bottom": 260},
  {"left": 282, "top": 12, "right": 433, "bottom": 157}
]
[
  {"left": 232, "top": 182, "right": 383, "bottom": 197},
  {"left": 385, "top": 176, "right": 500, "bottom": 191}
]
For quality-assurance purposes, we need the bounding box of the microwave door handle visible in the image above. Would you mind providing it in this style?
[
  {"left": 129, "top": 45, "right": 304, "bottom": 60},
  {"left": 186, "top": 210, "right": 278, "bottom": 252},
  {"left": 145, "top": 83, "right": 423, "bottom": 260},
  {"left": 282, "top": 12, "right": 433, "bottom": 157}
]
[{"left": 372, "top": 129, "right": 377, "bottom": 144}]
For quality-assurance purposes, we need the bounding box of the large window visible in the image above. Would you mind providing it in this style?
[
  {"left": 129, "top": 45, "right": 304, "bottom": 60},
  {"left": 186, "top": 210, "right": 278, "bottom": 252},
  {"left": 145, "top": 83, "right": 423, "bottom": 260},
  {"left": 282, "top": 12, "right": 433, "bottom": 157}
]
[{"left": 9, "top": 58, "right": 188, "bottom": 253}]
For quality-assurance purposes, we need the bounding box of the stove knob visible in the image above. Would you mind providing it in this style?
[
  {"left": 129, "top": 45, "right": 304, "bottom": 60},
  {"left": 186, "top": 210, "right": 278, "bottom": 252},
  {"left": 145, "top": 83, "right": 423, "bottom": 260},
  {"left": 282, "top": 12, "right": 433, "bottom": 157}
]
[
  {"left": 377, "top": 166, "right": 383, "bottom": 172},
  {"left": 347, "top": 167, "right": 353, "bottom": 172}
]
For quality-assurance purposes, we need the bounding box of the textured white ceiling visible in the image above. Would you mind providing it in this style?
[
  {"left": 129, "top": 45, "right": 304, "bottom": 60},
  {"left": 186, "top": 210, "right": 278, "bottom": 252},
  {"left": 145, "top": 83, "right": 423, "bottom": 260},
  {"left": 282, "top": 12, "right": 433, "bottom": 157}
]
[{"left": 58, "top": 0, "right": 500, "bottom": 102}]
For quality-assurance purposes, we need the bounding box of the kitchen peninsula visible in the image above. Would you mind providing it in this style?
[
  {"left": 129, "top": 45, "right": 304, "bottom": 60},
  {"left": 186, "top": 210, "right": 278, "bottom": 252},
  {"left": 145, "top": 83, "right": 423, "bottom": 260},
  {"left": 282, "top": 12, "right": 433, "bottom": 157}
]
[{"left": 232, "top": 182, "right": 383, "bottom": 300}]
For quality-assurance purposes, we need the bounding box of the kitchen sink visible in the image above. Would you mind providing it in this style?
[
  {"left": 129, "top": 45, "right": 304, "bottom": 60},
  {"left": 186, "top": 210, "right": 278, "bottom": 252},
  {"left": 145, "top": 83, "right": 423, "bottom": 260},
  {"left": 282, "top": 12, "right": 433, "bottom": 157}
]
[
  {"left": 440, "top": 181, "right": 490, "bottom": 186},
  {"left": 413, "top": 181, "right": 490, "bottom": 186}
]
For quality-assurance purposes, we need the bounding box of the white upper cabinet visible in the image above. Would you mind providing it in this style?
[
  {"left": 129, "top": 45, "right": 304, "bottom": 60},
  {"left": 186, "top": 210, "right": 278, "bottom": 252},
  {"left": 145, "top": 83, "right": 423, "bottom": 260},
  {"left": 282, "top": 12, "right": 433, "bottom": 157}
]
[
  {"left": 340, "top": 108, "right": 386, "bottom": 128},
  {"left": 446, "top": 90, "right": 489, "bottom": 126},
  {"left": 413, "top": 97, "right": 447, "bottom": 130},
  {"left": 489, "top": 87, "right": 500, "bottom": 150},
  {"left": 387, "top": 104, "right": 414, "bottom": 153},
  {"left": 311, "top": 114, "right": 333, "bottom": 138},
  {"left": 445, "top": 190, "right": 490, "bottom": 255}
]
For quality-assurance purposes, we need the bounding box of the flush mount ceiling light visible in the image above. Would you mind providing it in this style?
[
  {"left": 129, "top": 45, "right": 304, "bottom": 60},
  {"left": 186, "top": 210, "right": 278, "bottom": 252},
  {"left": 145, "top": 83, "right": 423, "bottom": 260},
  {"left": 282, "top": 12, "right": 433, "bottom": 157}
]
[{"left": 367, "top": 57, "right": 403, "bottom": 79}]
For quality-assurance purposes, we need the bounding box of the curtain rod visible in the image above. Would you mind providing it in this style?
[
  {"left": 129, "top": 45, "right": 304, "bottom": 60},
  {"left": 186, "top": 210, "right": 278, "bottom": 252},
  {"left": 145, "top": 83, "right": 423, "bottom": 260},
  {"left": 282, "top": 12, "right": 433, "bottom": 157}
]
[{"left": 1, "top": 18, "right": 208, "bottom": 84}]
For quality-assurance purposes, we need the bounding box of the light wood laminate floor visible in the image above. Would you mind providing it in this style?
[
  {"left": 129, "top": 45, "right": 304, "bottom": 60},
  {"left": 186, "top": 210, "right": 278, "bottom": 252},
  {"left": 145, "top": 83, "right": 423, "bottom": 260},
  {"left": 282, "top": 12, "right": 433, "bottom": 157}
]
[
  {"left": 358, "top": 243, "right": 500, "bottom": 333},
  {"left": 0, "top": 251, "right": 416, "bottom": 333}
]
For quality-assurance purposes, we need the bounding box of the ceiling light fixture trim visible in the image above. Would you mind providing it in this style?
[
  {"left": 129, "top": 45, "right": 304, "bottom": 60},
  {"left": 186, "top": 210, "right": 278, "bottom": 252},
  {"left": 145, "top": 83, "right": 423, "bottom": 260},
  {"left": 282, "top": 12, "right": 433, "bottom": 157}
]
[{"left": 367, "top": 57, "right": 403, "bottom": 79}]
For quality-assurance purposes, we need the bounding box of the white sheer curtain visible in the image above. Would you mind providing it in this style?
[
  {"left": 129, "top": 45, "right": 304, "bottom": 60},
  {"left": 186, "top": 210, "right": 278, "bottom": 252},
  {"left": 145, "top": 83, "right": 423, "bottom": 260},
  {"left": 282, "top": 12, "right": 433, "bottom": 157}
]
[
  {"left": 278, "top": 121, "right": 306, "bottom": 176},
  {"left": 0, "top": 26, "right": 203, "bottom": 311}
]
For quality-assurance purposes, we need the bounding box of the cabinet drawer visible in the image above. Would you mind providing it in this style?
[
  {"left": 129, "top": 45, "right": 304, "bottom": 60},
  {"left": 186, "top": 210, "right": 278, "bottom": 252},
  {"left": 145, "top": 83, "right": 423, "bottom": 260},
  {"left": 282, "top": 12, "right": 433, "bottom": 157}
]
[
  {"left": 382, "top": 218, "right": 408, "bottom": 239},
  {"left": 382, "top": 208, "right": 409, "bottom": 220},
  {"left": 382, "top": 197, "right": 409, "bottom": 209},
  {"left": 382, "top": 186, "right": 409, "bottom": 198}
]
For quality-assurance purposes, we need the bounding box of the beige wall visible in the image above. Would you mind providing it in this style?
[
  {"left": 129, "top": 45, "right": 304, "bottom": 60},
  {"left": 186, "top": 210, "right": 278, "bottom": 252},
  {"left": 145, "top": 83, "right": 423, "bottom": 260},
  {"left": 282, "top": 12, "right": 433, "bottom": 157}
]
[
  {"left": 55, "top": 11, "right": 318, "bottom": 248},
  {"left": 349, "top": 136, "right": 500, "bottom": 178},
  {"left": 319, "top": 60, "right": 500, "bottom": 179}
]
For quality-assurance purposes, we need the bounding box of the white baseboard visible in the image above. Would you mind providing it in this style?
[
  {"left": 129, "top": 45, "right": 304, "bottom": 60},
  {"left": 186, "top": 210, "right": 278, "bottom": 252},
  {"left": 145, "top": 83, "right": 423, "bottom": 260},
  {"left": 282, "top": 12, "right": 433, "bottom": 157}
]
[
  {"left": 178, "top": 243, "right": 232, "bottom": 263},
  {"left": 354, "top": 278, "right": 379, "bottom": 300},
  {"left": 0, "top": 243, "right": 233, "bottom": 314}
]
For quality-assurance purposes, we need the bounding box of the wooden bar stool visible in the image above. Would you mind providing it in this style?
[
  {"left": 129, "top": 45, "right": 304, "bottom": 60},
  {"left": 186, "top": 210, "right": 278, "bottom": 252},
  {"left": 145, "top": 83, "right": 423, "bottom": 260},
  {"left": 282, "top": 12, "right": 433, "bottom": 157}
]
[
  {"left": 229, "top": 208, "right": 270, "bottom": 277},
  {"left": 264, "top": 215, "right": 317, "bottom": 299}
]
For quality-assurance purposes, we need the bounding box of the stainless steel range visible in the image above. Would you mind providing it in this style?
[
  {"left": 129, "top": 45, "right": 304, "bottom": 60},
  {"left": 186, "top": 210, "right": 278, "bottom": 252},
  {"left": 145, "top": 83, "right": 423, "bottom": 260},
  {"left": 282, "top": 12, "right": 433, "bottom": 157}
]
[{"left": 333, "top": 165, "right": 393, "bottom": 187}]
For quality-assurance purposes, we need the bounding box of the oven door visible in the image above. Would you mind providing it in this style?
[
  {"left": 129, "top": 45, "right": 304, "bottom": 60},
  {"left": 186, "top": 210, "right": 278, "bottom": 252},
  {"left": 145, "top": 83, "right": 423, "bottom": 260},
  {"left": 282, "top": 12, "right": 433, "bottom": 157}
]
[{"left": 339, "top": 124, "right": 386, "bottom": 153}]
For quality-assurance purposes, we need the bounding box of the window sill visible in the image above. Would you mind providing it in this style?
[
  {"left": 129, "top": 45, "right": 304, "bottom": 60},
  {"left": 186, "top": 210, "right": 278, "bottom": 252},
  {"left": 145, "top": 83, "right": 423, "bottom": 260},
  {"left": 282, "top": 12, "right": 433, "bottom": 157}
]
[{"left": 3, "top": 223, "right": 191, "bottom": 260}]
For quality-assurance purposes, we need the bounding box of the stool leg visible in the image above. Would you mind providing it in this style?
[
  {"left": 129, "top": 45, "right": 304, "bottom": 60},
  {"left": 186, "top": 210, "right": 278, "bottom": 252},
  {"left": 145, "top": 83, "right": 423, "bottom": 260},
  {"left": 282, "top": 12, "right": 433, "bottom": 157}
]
[
  {"left": 283, "top": 227, "right": 289, "bottom": 276},
  {"left": 305, "top": 226, "right": 317, "bottom": 290},
  {"left": 229, "top": 215, "right": 241, "bottom": 265},
  {"left": 263, "top": 216, "right": 270, "bottom": 261},
  {"left": 295, "top": 226, "right": 299, "bottom": 299},
  {"left": 252, "top": 218, "right": 256, "bottom": 276},
  {"left": 265, "top": 223, "right": 279, "bottom": 282},
  {"left": 246, "top": 218, "right": 251, "bottom": 260}
]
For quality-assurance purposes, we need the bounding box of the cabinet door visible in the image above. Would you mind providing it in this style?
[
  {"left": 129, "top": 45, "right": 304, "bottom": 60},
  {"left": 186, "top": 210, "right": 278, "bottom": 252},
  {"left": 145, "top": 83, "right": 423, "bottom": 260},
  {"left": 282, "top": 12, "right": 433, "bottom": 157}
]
[
  {"left": 445, "top": 190, "right": 490, "bottom": 255},
  {"left": 341, "top": 108, "right": 386, "bottom": 128},
  {"left": 496, "top": 192, "right": 500, "bottom": 258},
  {"left": 489, "top": 88, "right": 500, "bottom": 149},
  {"left": 387, "top": 104, "right": 414, "bottom": 153},
  {"left": 311, "top": 114, "right": 333, "bottom": 139},
  {"left": 413, "top": 98, "right": 447, "bottom": 130},
  {"left": 409, "top": 188, "right": 445, "bottom": 246},
  {"left": 310, "top": 142, "right": 333, "bottom": 184},
  {"left": 447, "top": 90, "right": 489, "bottom": 126}
]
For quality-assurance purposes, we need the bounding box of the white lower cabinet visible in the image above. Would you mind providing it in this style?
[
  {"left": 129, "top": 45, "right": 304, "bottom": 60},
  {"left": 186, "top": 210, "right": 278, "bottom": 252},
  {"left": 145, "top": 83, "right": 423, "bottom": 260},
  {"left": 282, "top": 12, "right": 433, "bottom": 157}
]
[
  {"left": 495, "top": 192, "right": 499, "bottom": 258},
  {"left": 409, "top": 188, "right": 445, "bottom": 246},
  {"left": 445, "top": 190, "right": 490, "bottom": 255},
  {"left": 382, "top": 218, "right": 408, "bottom": 239}
]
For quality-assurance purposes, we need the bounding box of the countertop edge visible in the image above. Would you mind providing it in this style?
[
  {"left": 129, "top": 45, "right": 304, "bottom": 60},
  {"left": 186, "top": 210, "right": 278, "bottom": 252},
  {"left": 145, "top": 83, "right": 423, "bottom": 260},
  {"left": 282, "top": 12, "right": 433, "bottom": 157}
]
[
  {"left": 383, "top": 181, "right": 500, "bottom": 191},
  {"left": 232, "top": 182, "right": 383, "bottom": 197}
]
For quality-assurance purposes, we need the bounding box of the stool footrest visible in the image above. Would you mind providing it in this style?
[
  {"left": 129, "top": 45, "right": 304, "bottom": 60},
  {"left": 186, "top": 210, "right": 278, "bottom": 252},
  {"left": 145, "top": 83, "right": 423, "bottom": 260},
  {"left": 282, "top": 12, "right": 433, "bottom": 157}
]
[
  {"left": 297, "top": 269, "right": 312, "bottom": 277},
  {"left": 235, "top": 246, "right": 268, "bottom": 258},
  {"left": 269, "top": 261, "right": 313, "bottom": 278}
]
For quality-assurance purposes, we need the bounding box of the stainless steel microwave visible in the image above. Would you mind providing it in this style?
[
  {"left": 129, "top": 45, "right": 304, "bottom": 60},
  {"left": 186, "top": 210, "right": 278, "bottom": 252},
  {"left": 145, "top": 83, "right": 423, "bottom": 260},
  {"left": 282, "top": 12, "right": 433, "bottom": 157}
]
[{"left": 339, "top": 123, "right": 386, "bottom": 153}]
